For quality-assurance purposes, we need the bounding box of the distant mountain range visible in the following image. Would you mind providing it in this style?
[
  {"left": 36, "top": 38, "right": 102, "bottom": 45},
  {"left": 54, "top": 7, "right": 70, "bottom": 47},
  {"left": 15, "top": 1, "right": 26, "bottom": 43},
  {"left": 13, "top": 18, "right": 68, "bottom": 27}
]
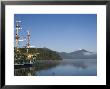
[{"left": 58, "top": 49, "right": 97, "bottom": 59}]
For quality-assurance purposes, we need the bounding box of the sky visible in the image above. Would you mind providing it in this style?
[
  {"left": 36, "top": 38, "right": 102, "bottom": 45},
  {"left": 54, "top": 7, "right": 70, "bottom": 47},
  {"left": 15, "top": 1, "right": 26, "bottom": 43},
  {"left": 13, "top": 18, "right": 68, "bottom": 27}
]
[{"left": 14, "top": 14, "right": 97, "bottom": 52}]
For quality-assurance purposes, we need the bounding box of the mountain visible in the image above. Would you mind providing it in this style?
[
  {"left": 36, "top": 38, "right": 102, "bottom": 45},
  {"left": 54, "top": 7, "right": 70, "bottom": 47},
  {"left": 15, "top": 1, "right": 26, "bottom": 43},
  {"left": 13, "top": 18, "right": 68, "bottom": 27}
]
[{"left": 58, "top": 49, "right": 97, "bottom": 59}]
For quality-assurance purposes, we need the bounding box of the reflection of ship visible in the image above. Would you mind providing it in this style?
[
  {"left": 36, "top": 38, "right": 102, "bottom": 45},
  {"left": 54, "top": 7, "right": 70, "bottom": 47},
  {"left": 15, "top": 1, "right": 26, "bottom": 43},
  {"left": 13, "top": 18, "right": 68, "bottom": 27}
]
[{"left": 14, "top": 60, "right": 60, "bottom": 76}]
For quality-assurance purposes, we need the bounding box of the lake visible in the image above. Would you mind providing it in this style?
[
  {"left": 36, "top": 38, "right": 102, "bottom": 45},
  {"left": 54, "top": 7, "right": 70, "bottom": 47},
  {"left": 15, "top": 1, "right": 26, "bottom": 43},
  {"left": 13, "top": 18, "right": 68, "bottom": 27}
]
[{"left": 14, "top": 59, "right": 97, "bottom": 76}]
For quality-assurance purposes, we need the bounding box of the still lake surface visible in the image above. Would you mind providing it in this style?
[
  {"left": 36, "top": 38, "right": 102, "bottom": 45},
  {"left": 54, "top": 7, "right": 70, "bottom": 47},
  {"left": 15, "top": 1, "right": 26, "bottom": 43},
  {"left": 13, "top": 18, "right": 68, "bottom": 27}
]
[{"left": 14, "top": 59, "right": 97, "bottom": 76}]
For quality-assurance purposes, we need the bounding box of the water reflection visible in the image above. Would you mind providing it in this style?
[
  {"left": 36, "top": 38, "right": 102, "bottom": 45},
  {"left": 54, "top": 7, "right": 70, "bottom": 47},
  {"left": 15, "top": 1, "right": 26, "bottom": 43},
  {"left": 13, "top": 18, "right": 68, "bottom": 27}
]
[
  {"left": 61, "top": 59, "right": 88, "bottom": 69},
  {"left": 14, "top": 60, "right": 60, "bottom": 76},
  {"left": 14, "top": 59, "right": 97, "bottom": 76}
]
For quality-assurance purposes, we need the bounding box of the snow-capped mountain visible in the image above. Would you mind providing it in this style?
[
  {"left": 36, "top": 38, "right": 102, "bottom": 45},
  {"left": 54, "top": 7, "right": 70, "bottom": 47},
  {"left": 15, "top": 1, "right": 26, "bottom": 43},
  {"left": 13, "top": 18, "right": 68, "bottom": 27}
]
[{"left": 58, "top": 49, "right": 97, "bottom": 59}]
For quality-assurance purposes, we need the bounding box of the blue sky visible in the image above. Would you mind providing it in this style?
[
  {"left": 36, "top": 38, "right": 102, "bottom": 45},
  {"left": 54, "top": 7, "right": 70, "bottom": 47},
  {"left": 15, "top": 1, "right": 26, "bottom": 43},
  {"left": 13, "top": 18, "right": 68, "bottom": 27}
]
[{"left": 14, "top": 14, "right": 97, "bottom": 52}]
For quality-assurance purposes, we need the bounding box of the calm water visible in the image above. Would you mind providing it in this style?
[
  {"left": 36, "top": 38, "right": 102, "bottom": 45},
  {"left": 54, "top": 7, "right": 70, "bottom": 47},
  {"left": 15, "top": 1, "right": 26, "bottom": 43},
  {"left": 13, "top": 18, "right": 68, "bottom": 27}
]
[{"left": 14, "top": 59, "right": 97, "bottom": 76}]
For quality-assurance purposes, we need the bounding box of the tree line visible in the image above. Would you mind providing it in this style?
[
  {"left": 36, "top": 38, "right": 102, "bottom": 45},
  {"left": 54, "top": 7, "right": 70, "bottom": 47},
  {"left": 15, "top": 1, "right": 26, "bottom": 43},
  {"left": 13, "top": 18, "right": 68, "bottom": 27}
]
[{"left": 14, "top": 48, "right": 62, "bottom": 64}]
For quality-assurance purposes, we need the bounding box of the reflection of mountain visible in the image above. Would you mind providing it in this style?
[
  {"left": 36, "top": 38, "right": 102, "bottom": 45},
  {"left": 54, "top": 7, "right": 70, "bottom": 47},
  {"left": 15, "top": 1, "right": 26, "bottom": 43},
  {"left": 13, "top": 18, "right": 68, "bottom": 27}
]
[
  {"left": 14, "top": 59, "right": 97, "bottom": 76},
  {"left": 61, "top": 60, "right": 88, "bottom": 69},
  {"left": 58, "top": 49, "right": 97, "bottom": 59},
  {"left": 14, "top": 60, "right": 60, "bottom": 76}
]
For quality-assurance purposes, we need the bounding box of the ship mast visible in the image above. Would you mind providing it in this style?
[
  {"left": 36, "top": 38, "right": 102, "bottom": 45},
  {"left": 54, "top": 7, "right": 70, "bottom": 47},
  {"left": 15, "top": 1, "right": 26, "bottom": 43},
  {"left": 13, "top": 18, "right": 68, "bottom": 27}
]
[
  {"left": 15, "top": 21, "right": 22, "bottom": 50},
  {"left": 26, "top": 30, "right": 30, "bottom": 48}
]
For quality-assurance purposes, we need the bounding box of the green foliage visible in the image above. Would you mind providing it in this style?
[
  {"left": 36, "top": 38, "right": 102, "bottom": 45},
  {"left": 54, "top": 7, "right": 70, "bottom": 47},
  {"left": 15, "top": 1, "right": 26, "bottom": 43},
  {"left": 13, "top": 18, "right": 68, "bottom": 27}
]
[{"left": 14, "top": 48, "right": 62, "bottom": 64}]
